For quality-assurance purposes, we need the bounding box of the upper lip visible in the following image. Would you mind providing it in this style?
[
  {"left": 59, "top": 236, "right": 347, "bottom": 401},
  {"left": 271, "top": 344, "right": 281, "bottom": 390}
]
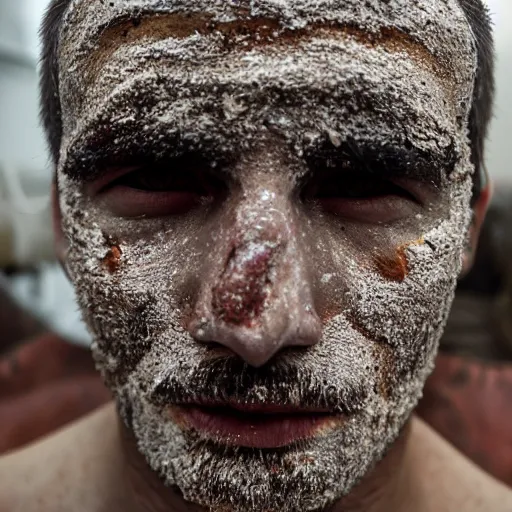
[{"left": 151, "top": 359, "right": 368, "bottom": 416}]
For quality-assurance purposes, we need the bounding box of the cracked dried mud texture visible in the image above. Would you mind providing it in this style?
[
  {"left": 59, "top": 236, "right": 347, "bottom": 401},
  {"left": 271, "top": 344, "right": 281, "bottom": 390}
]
[{"left": 56, "top": 1, "right": 478, "bottom": 511}]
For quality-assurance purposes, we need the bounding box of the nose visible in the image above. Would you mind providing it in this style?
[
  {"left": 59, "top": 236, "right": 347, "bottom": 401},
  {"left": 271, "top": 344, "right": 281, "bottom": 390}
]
[{"left": 188, "top": 192, "right": 322, "bottom": 367}]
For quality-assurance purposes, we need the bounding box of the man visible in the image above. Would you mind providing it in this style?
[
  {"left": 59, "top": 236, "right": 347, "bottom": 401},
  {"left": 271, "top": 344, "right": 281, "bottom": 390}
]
[{"left": 1, "top": 0, "right": 511, "bottom": 511}]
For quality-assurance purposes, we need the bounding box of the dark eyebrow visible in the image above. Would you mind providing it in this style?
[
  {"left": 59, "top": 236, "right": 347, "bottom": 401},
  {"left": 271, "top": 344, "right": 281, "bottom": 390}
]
[
  {"left": 61, "top": 118, "right": 233, "bottom": 183},
  {"left": 304, "top": 137, "right": 458, "bottom": 186}
]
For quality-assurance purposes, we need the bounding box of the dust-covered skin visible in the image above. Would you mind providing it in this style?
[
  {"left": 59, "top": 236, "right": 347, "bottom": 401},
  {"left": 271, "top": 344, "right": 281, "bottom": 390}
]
[{"left": 56, "top": 1, "right": 477, "bottom": 511}]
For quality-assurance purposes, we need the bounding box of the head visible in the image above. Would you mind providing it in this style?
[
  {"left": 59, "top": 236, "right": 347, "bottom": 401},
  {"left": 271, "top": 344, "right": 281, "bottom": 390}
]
[{"left": 41, "top": 1, "right": 494, "bottom": 511}]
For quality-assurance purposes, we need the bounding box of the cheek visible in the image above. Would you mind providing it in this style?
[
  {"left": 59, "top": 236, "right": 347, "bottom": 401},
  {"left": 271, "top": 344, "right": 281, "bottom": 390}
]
[
  {"left": 71, "top": 251, "right": 170, "bottom": 388},
  {"left": 60, "top": 207, "right": 186, "bottom": 388},
  {"left": 308, "top": 226, "right": 427, "bottom": 324},
  {"left": 348, "top": 216, "right": 470, "bottom": 380}
]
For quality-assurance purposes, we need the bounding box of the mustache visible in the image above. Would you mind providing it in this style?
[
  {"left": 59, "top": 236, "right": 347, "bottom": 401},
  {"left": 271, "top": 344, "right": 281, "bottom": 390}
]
[{"left": 150, "top": 356, "right": 369, "bottom": 415}]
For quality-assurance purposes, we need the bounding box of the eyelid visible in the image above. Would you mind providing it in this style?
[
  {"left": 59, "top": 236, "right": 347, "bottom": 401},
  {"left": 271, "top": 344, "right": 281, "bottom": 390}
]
[
  {"left": 301, "top": 170, "right": 433, "bottom": 224},
  {"left": 317, "top": 195, "right": 420, "bottom": 224},
  {"left": 85, "top": 166, "right": 141, "bottom": 196},
  {"left": 393, "top": 177, "right": 440, "bottom": 205},
  {"left": 96, "top": 186, "right": 204, "bottom": 218}
]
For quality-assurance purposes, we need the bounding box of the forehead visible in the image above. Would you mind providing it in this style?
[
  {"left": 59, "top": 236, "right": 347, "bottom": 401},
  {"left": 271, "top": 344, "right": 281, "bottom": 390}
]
[
  {"left": 57, "top": 0, "right": 477, "bottom": 169},
  {"left": 59, "top": 0, "right": 476, "bottom": 79},
  {"left": 61, "top": 0, "right": 474, "bottom": 48}
]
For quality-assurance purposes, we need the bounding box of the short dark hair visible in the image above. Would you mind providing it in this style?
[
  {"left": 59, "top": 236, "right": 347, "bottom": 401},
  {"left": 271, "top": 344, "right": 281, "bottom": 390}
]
[{"left": 39, "top": 0, "right": 495, "bottom": 198}]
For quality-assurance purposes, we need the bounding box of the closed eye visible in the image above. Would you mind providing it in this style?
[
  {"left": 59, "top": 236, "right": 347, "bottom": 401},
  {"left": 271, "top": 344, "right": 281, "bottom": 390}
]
[
  {"left": 92, "top": 156, "right": 228, "bottom": 218},
  {"left": 301, "top": 168, "right": 423, "bottom": 224},
  {"left": 299, "top": 137, "right": 446, "bottom": 223}
]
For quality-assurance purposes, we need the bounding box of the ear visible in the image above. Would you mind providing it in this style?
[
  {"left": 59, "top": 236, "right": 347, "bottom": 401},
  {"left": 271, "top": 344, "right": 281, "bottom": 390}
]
[
  {"left": 51, "top": 179, "right": 68, "bottom": 270},
  {"left": 461, "top": 180, "right": 492, "bottom": 276}
]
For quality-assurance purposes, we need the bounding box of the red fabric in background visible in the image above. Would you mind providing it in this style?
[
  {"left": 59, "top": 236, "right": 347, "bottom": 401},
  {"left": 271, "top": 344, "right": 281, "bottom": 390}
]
[
  {"left": 0, "top": 334, "right": 111, "bottom": 454},
  {"left": 0, "top": 334, "right": 511, "bottom": 488}
]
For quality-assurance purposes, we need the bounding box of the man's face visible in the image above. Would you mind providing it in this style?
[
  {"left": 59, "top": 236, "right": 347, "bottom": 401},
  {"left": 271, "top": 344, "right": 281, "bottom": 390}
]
[{"left": 57, "top": 1, "right": 477, "bottom": 510}]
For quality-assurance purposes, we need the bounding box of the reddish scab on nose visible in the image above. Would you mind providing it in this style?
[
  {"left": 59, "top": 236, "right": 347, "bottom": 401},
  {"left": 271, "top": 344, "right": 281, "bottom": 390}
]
[{"left": 212, "top": 241, "right": 278, "bottom": 327}]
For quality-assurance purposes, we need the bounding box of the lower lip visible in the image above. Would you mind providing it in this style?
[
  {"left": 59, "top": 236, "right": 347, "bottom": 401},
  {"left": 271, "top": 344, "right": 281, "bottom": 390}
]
[{"left": 166, "top": 405, "right": 343, "bottom": 448}]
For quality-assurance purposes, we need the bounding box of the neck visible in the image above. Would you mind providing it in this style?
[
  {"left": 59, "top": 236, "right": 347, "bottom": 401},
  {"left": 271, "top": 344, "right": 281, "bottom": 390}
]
[
  {"left": 113, "top": 411, "right": 414, "bottom": 512},
  {"left": 334, "top": 422, "right": 412, "bottom": 512}
]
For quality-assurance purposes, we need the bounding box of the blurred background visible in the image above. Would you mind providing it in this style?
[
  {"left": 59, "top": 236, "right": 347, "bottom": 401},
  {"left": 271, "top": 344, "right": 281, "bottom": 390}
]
[
  {"left": 0, "top": 0, "right": 93, "bottom": 346},
  {"left": 0, "top": 0, "right": 511, "bottom": 484}
]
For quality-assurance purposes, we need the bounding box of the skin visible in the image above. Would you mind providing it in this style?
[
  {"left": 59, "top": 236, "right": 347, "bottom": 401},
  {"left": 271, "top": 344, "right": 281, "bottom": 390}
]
[{"left": 2, "top": 0, "right": 511, "bottom": 511}]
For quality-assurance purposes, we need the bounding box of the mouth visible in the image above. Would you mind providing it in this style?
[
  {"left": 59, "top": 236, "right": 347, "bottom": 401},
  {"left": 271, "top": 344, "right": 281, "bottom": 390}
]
[{"left": 165, "top": 402, "right": 344, "bottom": 448}]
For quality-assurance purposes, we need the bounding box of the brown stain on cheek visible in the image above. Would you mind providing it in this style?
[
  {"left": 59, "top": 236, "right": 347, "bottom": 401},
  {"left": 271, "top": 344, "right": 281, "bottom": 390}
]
[
  {"left": 102, "top": 244, "right": 122, "bottom": 273},
  {"left": 373, "top": 238, "right": 424, "bottom": 282}
]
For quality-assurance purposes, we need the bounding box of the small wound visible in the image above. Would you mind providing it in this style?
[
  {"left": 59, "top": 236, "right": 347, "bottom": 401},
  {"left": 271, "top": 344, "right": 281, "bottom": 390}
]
[
  {"left": 102, "top": 245, "right": 122, "bottom": 273},
  {"left": 212, "top": 242, "right": 276, "bottom": 327}
]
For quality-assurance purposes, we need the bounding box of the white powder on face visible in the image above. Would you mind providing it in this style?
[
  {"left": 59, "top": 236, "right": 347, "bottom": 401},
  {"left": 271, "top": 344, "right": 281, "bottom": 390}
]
[{"left": 56, "top": 1, "right": 478, "bottom": 511}]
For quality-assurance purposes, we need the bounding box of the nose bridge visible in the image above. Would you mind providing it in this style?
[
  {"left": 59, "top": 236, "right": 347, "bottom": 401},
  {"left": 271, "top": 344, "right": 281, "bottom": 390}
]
[
  {"left": 189, "top": 188, "right": 322, "bottom": 367},
  {"left": 212, "top": 190, "right": 291, "bottom": 318}
]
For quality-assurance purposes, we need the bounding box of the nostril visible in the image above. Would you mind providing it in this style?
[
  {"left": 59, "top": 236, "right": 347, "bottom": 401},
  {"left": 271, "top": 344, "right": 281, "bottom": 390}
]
[
  {"left": 201, "top": 340, "right": 235, "bottom": 357},
  {"left": 211, "top": 240, "right": 280, "bottom": 327}
]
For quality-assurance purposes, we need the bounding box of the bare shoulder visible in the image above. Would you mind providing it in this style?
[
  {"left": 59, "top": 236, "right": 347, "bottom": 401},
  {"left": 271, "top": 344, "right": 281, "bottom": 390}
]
[
  {"left": 0, "top": 403, "right": 118, "bottom": 512},
  {"left": 409, "top": 416, "right": 512, "bottom": 512}
]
